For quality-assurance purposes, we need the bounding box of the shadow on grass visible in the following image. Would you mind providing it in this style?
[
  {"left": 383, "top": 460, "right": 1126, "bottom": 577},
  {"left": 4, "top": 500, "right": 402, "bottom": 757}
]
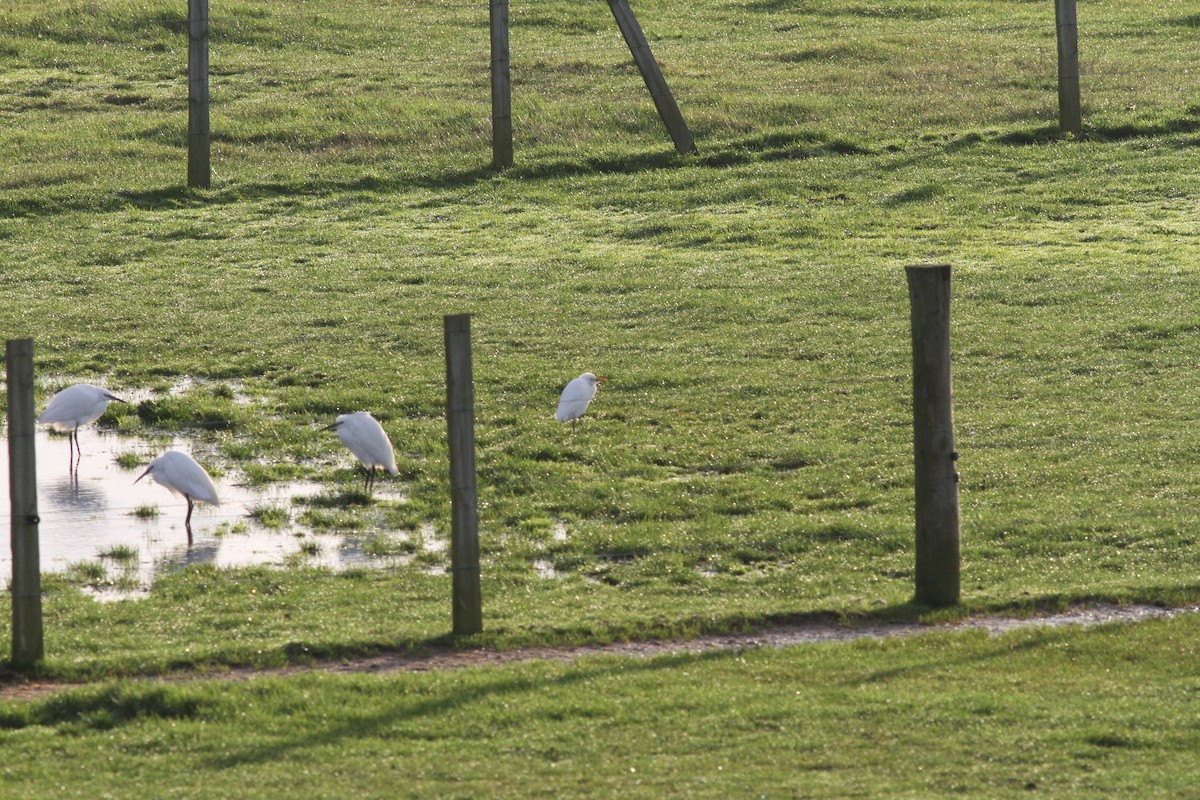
[
  {"left": 217, "top": 649, "right": 739, "bottom": 769},
  {"left": 5, "top": 107, "right": 1200, "bottom": 220},
  {"left": 3, "top": 585, "right": 1199, "bottom": 716},
  {"left": 0, "top": 129, "right": 869, "bottom": 219},
  {"left": 11, "top": 591, "right": 1195, "bottom": 761}
]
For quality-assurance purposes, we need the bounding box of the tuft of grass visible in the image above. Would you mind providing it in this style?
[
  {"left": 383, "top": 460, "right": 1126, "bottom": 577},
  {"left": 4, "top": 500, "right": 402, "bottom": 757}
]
[
  {"left": 97, "top": 544, "right": 138, "bottom": 562},
  {"left": 212, "top": 521, "right": 251, "bottom": 537},
  {"left": 282, "top": 540, "right": 324, "bottom": 567},
  {"left": 248, "top": 504, "right": 290, "bottom": 529},
  {"left": 135, "top": 395, "right": 244, "bottom": 431},
  {"left": 130, "top": 504, "right": 159, "bottom": 519},
  {"left": 114, "top": 451, "right": 143, "bottom": 470},
  {"left": 60, "top": 561, "right": 106, "bottom": 584},
  {"left": 359, "top": 533, "right": 416, "bottom": 559},
  {"left": 298, "top": 508, "right": 368, "bottom": 532},
  {"left": 298, "top": 490, "right": 373, "bottom": 509}
]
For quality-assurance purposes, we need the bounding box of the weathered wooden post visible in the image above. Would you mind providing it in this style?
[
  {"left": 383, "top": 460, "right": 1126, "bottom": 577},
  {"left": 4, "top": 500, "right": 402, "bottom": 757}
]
[
  {"left": 605, "top": 0, "right": 697, "bottom": 155},
  {"left": 490, "top": 0, "right": 513, "bottom": 169},
  {"left": 1054, "top": 0, "right": 1082, "bottom": 136},
  {"left": 905, "top": 265, "right": 961, "bottom": 608},
  {"left": 6, "top": 338, "right": 44, "bottom": 667},
  {"left": 444, "top": 314, "right": 483, "bottom": 635},
  {"left": 188, "top": 0, "right": 211, "bottom": 188}
]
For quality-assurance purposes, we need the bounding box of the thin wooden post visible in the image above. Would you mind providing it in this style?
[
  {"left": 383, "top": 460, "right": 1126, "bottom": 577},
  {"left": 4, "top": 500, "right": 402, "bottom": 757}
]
[
  {"left": 444, "top": 314, "right": 483, "bottom": 635},
  {"left": 188, "top": 0, "right": 211, "bottom": 189},
  {"left": 906, "top": 265, "right": 961, "bottom": 608},
  {"left": 7, "top": 338, "right": 43, "bottom": 667},
  {"left": 1054, "top": 0, "right": 1082, "bottom": 136},
  {"left": 489, "top": 0, "right": 513, "bottom": 169},
  {"left": 605, "top": 0, "right": 697, "bottom": 155}
]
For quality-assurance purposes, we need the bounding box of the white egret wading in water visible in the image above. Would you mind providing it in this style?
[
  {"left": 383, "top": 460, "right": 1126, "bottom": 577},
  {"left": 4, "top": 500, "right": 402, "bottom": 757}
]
[
  {"left": 37, "top": 383, "right": 127, "bottom": 466},
  {"left": 135, "top": 450, "right": 220, "bottom": 545}
]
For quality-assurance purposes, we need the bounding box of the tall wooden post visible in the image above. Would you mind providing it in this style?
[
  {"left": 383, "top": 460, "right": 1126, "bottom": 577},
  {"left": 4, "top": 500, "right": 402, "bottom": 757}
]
[
  {"left": 444, "top": 314, "right": 483, "bottom": 635},
  {"left": 1054, "top": 0, "right": 1082, "bottom": 136},
  {"left": 606, "top": 0, "right": 697, "bottom": 155},
  {"left": 490, "top": 0, "right": 513, "bottom": 169},
  {"left": 906, "top": 266, "right": 961, "bottom": 608},
  {"left": 7, "top": 338, "right": 43, "bottom": 667},
  {"left": 188, "top": 0, "right": 211, "bottom": 188}
]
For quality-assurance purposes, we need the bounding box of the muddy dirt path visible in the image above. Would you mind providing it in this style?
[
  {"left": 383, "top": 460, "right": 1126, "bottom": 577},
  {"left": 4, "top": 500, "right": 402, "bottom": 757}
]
[{"left": 5, "top": 602, "right": 1196, "bottom": 702}]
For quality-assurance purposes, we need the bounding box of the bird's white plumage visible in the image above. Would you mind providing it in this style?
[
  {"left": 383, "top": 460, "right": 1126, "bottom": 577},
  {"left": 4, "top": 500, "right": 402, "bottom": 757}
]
[
  {"left": 555, "top": 372, "right": 606, "bottom": 424},
  {"left": 330, "top": 412, "right": 399, "bottom": 475},
  {"left": 135, "top": 450, "right": 220, "bottom": 507},
  {"left": 38, "top": 383, "right": 124, "bottom": 432}
]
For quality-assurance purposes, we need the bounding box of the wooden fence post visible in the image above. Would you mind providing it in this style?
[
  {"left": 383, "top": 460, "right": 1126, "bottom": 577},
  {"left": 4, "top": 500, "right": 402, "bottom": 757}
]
[
  {"left": 605, "top": 0, "right": 698, "bottom": 155},
  {"left": 6, "top": 338, "right": 44, "bottom": 667},
  {"left": 490, "top": 0, "right": 513, "bottom": 169},
  {"left": 444, "top": 314, "right": 483, "bottom": 635},
  {"left": 1055, "top": 0, "right": 1082, "bottom": 136},
  {"left": 905, "top": 265, "right": 961, "bottom": 608},
  {"left": 188, "top": 0, "right": 211, "bottom": 189}
]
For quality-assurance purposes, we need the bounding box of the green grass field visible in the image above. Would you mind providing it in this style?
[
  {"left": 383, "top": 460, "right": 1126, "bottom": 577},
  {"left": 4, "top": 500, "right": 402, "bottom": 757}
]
[
  {"left": 3, "top": 0, "right": 1200, "bottom": 794},
  {"left": 4, "top": 615, "right": 1200, "bottom": 798}
]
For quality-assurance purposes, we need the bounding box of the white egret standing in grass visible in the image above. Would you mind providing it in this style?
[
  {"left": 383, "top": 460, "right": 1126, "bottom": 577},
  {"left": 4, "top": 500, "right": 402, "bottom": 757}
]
[
  {"left": 323, "top": 411, "right": 399, "bottom": 492},
  {"left": 555, "top": 372, "right": 607, "bottom": 431},
  {"left": 135, "top": 450, "right": 220, "bottom": 545},
  {"left": 37, "top": 383, "right": 127, "bottom": 465}
]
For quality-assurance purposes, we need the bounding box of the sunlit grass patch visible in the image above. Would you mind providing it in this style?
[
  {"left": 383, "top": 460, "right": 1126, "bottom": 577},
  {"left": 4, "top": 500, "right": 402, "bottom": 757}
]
[
  {"left": 114, "top": 451, "right": 143, "bottom": 469},
  {"left": 212, "top": 520, "right": 251, "bottom": 537},
  {"left": 248, "top": 503, "right": 290, "bottom": 529},
  {"left": 359, "top": 532, "right": 416, "bottom": 559},
  {"left": 97, "top": 544, "right": 138, "bottom": 562}
]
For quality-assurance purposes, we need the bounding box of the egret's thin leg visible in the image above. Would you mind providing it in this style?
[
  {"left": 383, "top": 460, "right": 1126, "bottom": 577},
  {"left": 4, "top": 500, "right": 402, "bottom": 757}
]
[
  {"left": 67, "top": 430, "right": 79, "bottom": 479},
  {"left": 185, "top": 496, "right": 195, "bottom": 546}
]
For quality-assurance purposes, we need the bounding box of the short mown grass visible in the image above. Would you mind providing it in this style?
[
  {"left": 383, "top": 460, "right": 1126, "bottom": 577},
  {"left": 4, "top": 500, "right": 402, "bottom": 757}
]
[{"left": 3, "top": 613, "right": 1200, "bottom": 798}]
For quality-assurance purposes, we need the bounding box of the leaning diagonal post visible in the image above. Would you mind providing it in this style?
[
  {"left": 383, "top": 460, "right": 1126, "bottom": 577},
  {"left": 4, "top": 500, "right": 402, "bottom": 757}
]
[
  {"left": 444, "top": 314, "right": 483, "bottom": 635},
  {"left": 7, "top": 338, "right": 43, "bottom": 667},
  {"left": 906, "top": 266, "right": 961, "bottom": 608},
  {"left": 606, "top": 0, "right": 697, "bottom": 155}
]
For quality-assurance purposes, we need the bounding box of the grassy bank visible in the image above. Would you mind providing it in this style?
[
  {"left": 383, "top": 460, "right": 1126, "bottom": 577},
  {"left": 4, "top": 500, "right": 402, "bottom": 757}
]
[{"left": 3, "top": 612, "right": 1200, "bottom": 798}]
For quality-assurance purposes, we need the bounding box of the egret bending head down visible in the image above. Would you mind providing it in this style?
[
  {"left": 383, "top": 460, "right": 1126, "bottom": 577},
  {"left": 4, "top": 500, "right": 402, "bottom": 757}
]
[
  {"left": 555, "top": 372, "right": 608, "bottom": 431},
  {"left": 38, "top": 383, "right": 127, "bottom": 461},
  {"left": 323, "top": 411, "right": 399, "bottom": 492},
  {"left": 135, "top": 450, "right": 220, "bottom": 545}
]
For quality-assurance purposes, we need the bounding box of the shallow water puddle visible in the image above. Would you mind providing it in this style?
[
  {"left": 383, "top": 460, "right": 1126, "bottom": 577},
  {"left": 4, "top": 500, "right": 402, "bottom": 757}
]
[{"left": 0, "top": 426, "right": 405, "bottom": 597}]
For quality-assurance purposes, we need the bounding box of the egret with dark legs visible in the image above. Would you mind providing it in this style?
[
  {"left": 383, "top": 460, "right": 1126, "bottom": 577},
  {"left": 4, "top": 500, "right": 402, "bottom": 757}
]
[
  {"left": 555, "top": 372, "right": 607, "bottom": 431},
  {"left": 323, "top": 412, "right": 399, "bottom": 492},
  {"left": 38, "top": 383, "right": 127, "bottom": 469},
  {"left": 135, "top": 450, "right": 220, "bottom": 545}
]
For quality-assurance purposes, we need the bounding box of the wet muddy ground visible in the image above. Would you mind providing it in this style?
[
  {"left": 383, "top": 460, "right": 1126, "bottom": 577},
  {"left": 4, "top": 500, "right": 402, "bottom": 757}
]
[
  {"left": 4, "top": 602, "right": 1194, "bottom": 702},
  {"left": 0, "top": 426, "right": 419, "bottom": 596}
]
